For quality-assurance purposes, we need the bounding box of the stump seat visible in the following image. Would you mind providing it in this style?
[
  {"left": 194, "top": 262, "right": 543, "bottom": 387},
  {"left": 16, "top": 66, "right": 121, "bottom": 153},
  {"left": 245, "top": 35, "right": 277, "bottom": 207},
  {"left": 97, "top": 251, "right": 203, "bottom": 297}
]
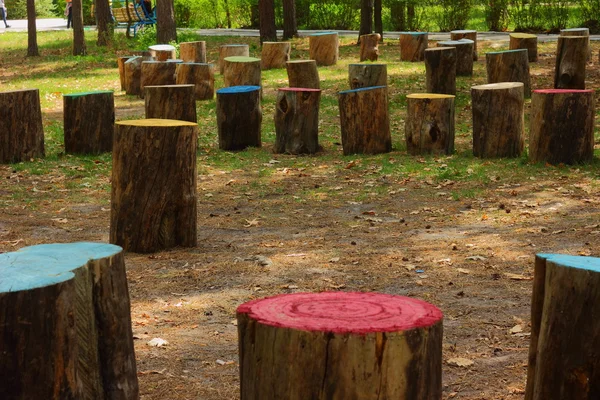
[
  {"left": 140, "top": 60, "right": 180, "bottom": 98},
  {"left": 175, "top": 63, "right": 215, "bottom": 101},
  {"left": 399, "top": 32, "right": 428, "bottom": 62},
  {"left": 348, "top": 63, "right": 387, "bottom": 89},
  {"left": 309, "top": 32, "right": 339, "bottom": 66},
  {"left": 437, "top": 39, "right": 474, "bottom": 76},
  {"left": 360, "top": 33, "right": 381, "bottom": 61},
  {"left": 261, "top": 42, "right": 291, "bottom": 70},
  {"left": 486, "top": 49, "right": 531, "bottom": 97},
  {"left": 450, "top": 29, "right": 477, "bottom": 60},
  {"left": 554, "top": 36, "right": 587, "bottom": 89},
  {"left": 216, "top": 86, "right": 262, "bottom": 151},
  {"left": 405, "top": 93, "right": 455, "bottom": 155},
  {"left": 148, "top": 44, "right": 176, "bottom": 61},
  {"left": 560, "top": 28, "right": 591, "bottom": 60},
  {"left": 144, "top": 84, "right": 197, "bottom": 122},
  {"left": 425, "top": 47, "right": 457, "bottom": 95},
  {"left": 218, "top": 44, "right": 250, "bottom": 74},
  {"left": 286, "top": 60, "right": 320, "bottom": 89},
  {"left": 509, "top": 33, "right": 538, "bottom": 62},
  {"left": 179, "top": 41, "right": 207, "bottom": 63},
  {"left": 274, "top": 87, "right": 321, "bottom": 155},
  {"left": 223, "top": 56, "right": 262, "bottom": 88}
]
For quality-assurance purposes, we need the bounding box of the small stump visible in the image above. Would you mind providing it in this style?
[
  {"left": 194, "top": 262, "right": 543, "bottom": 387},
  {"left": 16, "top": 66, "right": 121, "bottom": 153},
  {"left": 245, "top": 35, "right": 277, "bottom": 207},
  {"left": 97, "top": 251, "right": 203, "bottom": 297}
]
[
  {"left": 140, "top": 60, "right": 179, "bottom": 99},
  {"left": 110, "top": 119, "right": 198, "bottom": 253},
  {"left": 223, "top": 56, "right": 262, "bottom": 88},
  {"left": 0, "top": 89, "right": 45, "bottom": 164},
  {"left": 529, "top": 89, "right": 594, "bottom": 165},
  {"left": 124, "top": 55, "right": 152, "bottom": 96},
  {"left": 471, "top": 82, "right": 524, "bottom": 158},
  {"left": 338, "top": 86, "right": 391, "bottom": 155},
  {"left": 179, "top": 41, "right": 207, "bottom": 63},
  {"left": 425, "top": 47, "right": 457, "bottom": 95},
  {"left": 405, "top": 93, "right": 455, "bottom": 155},
  {"left": 0, "top": 242, "right": 139, "bottom": 399},
  {"left": 216, "top": 86, "right": 262, "bottom": 151},
  {"left": 286, "top": 60, "right": 320, "bottom": 89},
  {"left": 218, "top": 44, "right": 250, "bottom": 74},
  {"left": 309, "top": 32, "right": 339, "bottom": 66},
  {"left": 509, "top": 33, "right": 538, "bottom": 62},
  {"left": 437, "top": 39, "right": 474, "bottom": 76},
  {"left": 348, "top": 63, "right": 387, "bottom": 89},
  {"left": 63, "top": 91, "right": 115, "bottom": 155},
  {"left": 525, "top": 254, "right": 600, "bottom": 400},
  {"left": 149, "top": 44, "right": 177, "bottom": 61},
  {"left": 261, "top": 41, "right": 291, "bottom": 70},
  {"left": 144, "top": 84, "right": 197, "bottom": 123},
  {"left": 237, "top": 292, "right": 443, "bottom": 400},
  {"left": 175, "top": 62, "right": 215, "bottom": 101},
  {"left": 486, "top": 49, "right": 531, "bottom": 97},
  {"left": 274, "top": 87, "right": 321, "bottom": 155},
  {"left": 450, "top": 29, "right": 477, "bottom": 60},
  {"left": 399, "top": 32, "right": 428, "bottom": 62},
  {"left": 117, "top": 56, "right": 133, "bottom": 90},
  {"left": 360, "top": 33, "right": 381, "bottom": 61},
  {"left": 560, "top": 27, "right": 591, "bottom": 60},
  {"left": 554, "top": 36, "right": 587, "bottom": 89}
]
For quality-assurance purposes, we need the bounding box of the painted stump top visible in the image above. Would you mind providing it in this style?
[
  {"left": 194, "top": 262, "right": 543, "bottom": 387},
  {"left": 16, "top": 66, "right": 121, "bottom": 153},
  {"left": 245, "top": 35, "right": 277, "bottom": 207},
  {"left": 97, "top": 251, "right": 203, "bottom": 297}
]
[
  {"left": 224, "top": 56, "right": 260, "bottom": 63},
  {"left": 63, "top": 91, "right": 114, "bottom": 97},
  {"left": 537, "top": 254, "right": 600, "bottom": 273},
  {"left": 310, "top": 32, "right": 338, "bottom": 36},
  {"left": 279, "top": 87, "right": 321, "bottom": 93},
  {"left": 220, "top": 44, "right": 249, "bottom": 48},
  {"left": 237, "top": 292, "right": 443, "bottom": 334},
  {"left": 510, "top": 32, "right": 537, "bottom": 39},
  {"left": 216, "top": 85, "right": 261, "bottom": 94},
  {"left": 116, "top": 118, "right": 198, "bottom": 127},
  {"left": 399, "top": 31, "right": 428, "bottom": 36},
  {"left": 472, "top": 82, "right": 524, "bottom": 91},
  {"left": 339, "top": 85, "right": 386, "bottom": 95},
  {"left": 438, "top": 39, "right": 474, "bottom": 46},
  {"left": 486, "top": 49, "right": 528, "bottom": 55},
  {"left": 0, "top": 242, "right": 121, "bottom": 293},
  {"left": 533, "top": 89, "right": 593, "bottom": 95},
  {"left": 149, "top": 44, "right": 176, "bottom": 51},
  {"left": 407, "top": 93, "right": 455, "bottom": 99},
  {"left": 451, "top": 29, "right": 476, "bottom": 34},
  {"left": 560, "top": 28, "right": 589, "bottom": 34}
]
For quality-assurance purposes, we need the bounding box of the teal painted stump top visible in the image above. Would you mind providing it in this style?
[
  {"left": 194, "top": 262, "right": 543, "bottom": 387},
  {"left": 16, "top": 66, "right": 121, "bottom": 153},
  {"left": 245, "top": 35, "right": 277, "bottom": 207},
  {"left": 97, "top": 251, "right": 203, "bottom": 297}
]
[
  {"left": 339, "top": 85, "right": 386, "bottom": 95},
  {"left": 0, "top": 242, "right": 122, "bottom": 293},
  {"left": 217, "top": 85, "right": 261, "bottom": 94},
  {"left": 63, "top": 91, "right": 114, "bottom": 98},
  {"left": 538, "top": 253, "right": 600, "bottom": 273},
  {"left": 310, "top": 31, "right": 337, "bottom": 36}
]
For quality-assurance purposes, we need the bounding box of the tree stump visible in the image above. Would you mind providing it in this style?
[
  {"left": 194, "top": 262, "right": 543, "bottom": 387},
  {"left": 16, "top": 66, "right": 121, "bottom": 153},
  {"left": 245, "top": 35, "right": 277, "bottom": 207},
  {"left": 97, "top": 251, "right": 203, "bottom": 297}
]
[
  {"left": 338, "top": 86, "right": 391, "bottom": 155},
  {"left": 63, "top": 91, "right": 115, "bottom": 155},
  {"left": 216, "top": 86, "right": 262, "bottom": 151},
  {"left": 360, "top": 33, "right": 381, "bottom": 61},
  {"left": 471, "top": 82, "right": 524, "bottom": 158},
  {"left": 223, "top": 56, "right": 262, "bottom": 88},
  {"left": 274, "top": 87, "right": 321, "bottom": 154},
  {"left": 405, "top": 93, "right": 455, "bottom": 155},
  {"left": 124, "top": 55, "right": 153, "bottom": 96},
  {"left": 560, "top": 28, "right": 591, "bottom": 60},
  {"left": 425, "top": 47, "right": 457, "bottom": 95},
  {"left": 509, "top": 33, "right": 538, "bottom": 62},
  {"left": 218, "top": 44, "right": 250, "bottom": 74},
  {"left": 175, "top": 63, "right": 214, "bottom": 101},
  {"left": 525, "top": 254, "right": 600, "bottom": 400},
  {"left": 117, "top": 56, "right": 133, "bottom": 91},
  {"left": 309, "top": 32, "right": 339, "bottom": 66},
  {"left": 179, "top": 41, "right": 207, "bottom": 63},
  {"left": 261, "top": 41, "right": 291, "bottom": 70},
  {"left": 0, "top": 89, "right": 45, "bottom": 164},
  {"left": 399, "top": 32, "right": 428, "bottom": 62},
  {"left": 110, "top": 119, "right": 198, "bottom": 253},
  {"left": 529, "top": 89, "right": 594, "bottom": 165},
  {"left": 140, "top": 60, "right": 179, "bottom": 99},
  {"left": 437, "top": 39, "right": 474, "bottom": 76},
  {"left": 237, "top": 292, "right": 443, "bottom": 400},
  {"left": 554, "top": 36, "right": 587, "bottom": 89},
  {"left": 348, "top": 63, "right": 387, "bottom": 89},
  {"left": 450, "top": 29, "right": 477, "bottom": 60},
  {"left": 144, "top": 84, "right": 197, "bottom": 123},
  {"left": 0, "top": 242, "right": 139, "bottom": 399},
  {"left": 148, "top": 44, "right": 177, "bottom": 61},
  {"left": 486, "top": 49, "right": 531, "bottom": 97},
  {"left": 286, "top": 60, "right": 320, "bottom": 89}
]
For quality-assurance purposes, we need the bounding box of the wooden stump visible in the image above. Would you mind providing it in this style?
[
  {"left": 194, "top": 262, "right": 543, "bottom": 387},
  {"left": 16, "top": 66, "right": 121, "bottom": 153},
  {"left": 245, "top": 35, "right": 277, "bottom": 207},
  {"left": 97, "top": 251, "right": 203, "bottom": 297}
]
[
  {"left": 471, "top": 82, "right": 524, "bottom": 158},
  {"left": 509, "top": 33, "right": 538, "bottom": 62},
  {"left": 179, "top": 41, "right": 207, "bottom": 63},
  {"left": 338, "top": 86, "right": 391, "bottom": 155},
  {"left": 525, "top": 254, "right": 600, "bottom": 400},
  {"left": 309, "top": 32, "right": 339, "bottom": 66},
  {"left": 124, "top": 56, "right": 152, "bottom": 96},
  {"left": 140, "top": 60, "right": 179, "bottom": 99},
  {"left": 405, "top": 93, "right": 455, "bottom": 155},
  {"left": 144, "top": 84, "right": 197, "bottom": 123},
  {"left": 286, "top": 60, "right": 320, "bottom": 89},
  {"left": 216, "top": 86, "right": 262, "bottom": 151},
  {"left": 223, "top": 56, "right": 262, "bottom": 88},
  {"left": 399, "top": 32, "right": 428, "bottom": 62},
  {"left": 560, "top": 28, "right": 591, "bottom": 60},
  {"left": 360, "top": 33, "right": 381, "bottom": 62},
  {"left": 425, "top": 47, "right": 457, "bottom": 95},
  {"left": 348, "top": 63, "right": 387, "bottom": 89},
  {"left": 175, "top": 63, "right": 214, "bottom": 101},
  {"left": 218, "top": 44, "right": 250, "bottom": 74},
  {"left": 529, "top": 89, "right": 594, "bottom": 165},
  {"left": 274, "top": 88, "right": 321, "bottom": 154},
  {"left": 63, "top": 91, "right": 115, "bottom": 155},
  {"left": 486, "top": 49, "right": 531, "bottom": 97},
  {"left": 450, "top": 29, "right": 477, "bottom": 60},
  {"left": 0, "top": 242, "right": 139, "bottom": 399},
  {"left": 149, "top": 44, "right": 177, "bottom": 61},
  {"left": 117, "top": 56, "right": 133, "bottom": 91},
  {"left": 554, "top": 36, "right": 587, "bottom": 89},
  {"left": 0, "top": 89, "right": 44, "bottom": 164},
  {"left": 237, "top": 292, "right": 443, "bottom": 400},
  {"left": 261, "top": 42, "right": 291, "bottom": 70},
  {"left": 110, "top": 119, "right": 198, "bottom": 253},
  {"left": 437, "top": 39, "right": 474, "bottom": 76}
]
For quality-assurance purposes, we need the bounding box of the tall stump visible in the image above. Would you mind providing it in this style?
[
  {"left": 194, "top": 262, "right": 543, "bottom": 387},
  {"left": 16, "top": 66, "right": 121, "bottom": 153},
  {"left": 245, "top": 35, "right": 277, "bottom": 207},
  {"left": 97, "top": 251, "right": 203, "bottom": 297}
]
[
  {"left": 399, "top": 32, "right": 428, "bottom": 62},
  {"left": 223, "top": 56, "right": 262, "bottom": 88},
  {"left": 560, "top": 28, "right": 591, "bottom": 60},
  {"left": 218, "top": 44, "right": 250, "bottom": 74},
  {"left": 486, "top": 49, "right": 531, "bottom": 97},
  {"left": 286, "top": 60, "right": 320, "bottom": 89},
  {"left": 509, "top": 33, "right": 538, "bottom": 62},
  {"left": 360, "top": 33, "right": 381, "bottom": 62},
  {"left": 274, "top": 87, "right": 321, "bottom": 155},
  {"left": 338, "top": 86, "right": 391, "bottom": 155},
  {"left": 0, "top": 89, "right": 44, "bottom": 164},
  {"left": 124, "top": 56, "right": 152, "bottom": 96},
  {"left": 148, "top": 44, "right": 177, "bottom": 61},
  {"left": 144, "top": 84, "right": 197, "bottom": 123},
  {"left": 261, "top": 42, "right": 291, "bottom": 70},
  {"left": 0, "top": 242, "right": 139, "bottom": 399},
  {"left": 425, "top": 47, "right": 457, "bottom": 95},
  {"left": 348, "top": 63, "right": 387, "bottom": 89},
  {"left": 529, "top": 89, "right": 594, "bottom": 165},
  {"left": 471, "top": 82, "right": 524, "bottom": 158},
  {"left": 405, "top": 93, "right": 455, "bottom": 155},
  {"left": 216, "top": 86, "right": 262, "bottom": 151},
  {"left": 63, "top": 91, "right": 115, "bottom": 155},
  {"left": 175, "top": 62, "right": 215, "bottom": 101},
  {"left": 117, "top": 56, "right": 133, "bottom": 91},
  {"left": 140, "top": 60, "right": 179, "bottom": 99},
  {"left": 525, "top": 254, "right": 600, "bottom": 400},
  {"left": 179, "top": 41, "right": 207, "bottom": 63},
  {"left": 450, "top": 29, "right": 477, "bottom": 60},
  {"left": 238, "top": 292, "right": 443, "bottom": 400},
  {"left": 554, "top": 36, "right": 587, "bottom": 89},
  {"left": 309, "top": 32, "right": 339, "bottom": 66},
  {"left": 437, "top": 39, "right": 474, "bottom": 76},
  {"left": 110, "top": 119, "right": 198, "bottom": 253}
]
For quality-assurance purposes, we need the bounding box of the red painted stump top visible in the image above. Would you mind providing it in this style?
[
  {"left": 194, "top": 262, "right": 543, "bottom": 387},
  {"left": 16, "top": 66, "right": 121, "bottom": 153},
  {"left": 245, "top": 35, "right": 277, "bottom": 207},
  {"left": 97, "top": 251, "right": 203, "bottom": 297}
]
[
  {"left": 237, "top": 292, "right": 443, "bottom": 334},
  {"left": 534, "top": 89, "right": 593, "bottom": 94}
]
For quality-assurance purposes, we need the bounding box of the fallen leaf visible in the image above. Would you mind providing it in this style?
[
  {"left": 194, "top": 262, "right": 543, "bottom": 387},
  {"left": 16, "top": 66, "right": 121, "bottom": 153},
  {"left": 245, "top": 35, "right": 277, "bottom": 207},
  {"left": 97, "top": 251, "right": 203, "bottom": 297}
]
[
  {"left": 285, "top": 253, "right": 306, "bottom": 257},
  {"left": 456, "top": 268, "right": 471, "bottom": 274},
  {"left": 244, "top": 218, "right": 260, "bottom": 227},
  {"left": 147, "top": 338, "right": 169, "bottom": 347},
  {"left": 510, "top": 324, "right": 523, "bottom": 334},
  {"left": 447, "top": 357, "right": 474, "bottom": 367},
  {"left": 329, "top": 257, "right": 340, "bottom": 263},
  {"left": 51, "top": 218, "right": 68, "bottom": 223},
  {"left": 466, "top": 255, "right": 486, "bottom": 261}
]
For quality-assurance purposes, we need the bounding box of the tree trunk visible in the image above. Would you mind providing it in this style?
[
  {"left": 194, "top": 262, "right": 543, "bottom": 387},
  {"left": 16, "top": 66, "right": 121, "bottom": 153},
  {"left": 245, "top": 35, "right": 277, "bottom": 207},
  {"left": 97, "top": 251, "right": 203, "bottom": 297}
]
[
  {"left": 149, "top": 44, "right": 177, "bottom": 61},
  {"left": 261, "top": 42, "right": 291, "bottom": 70},
  {"left": 237, "top": 292, "right": 443, "bottom": 400},
  {"left": 405, "top": 93, "right": 455, "bottom": 155},
  {"left": 223, "top": 56, "right": 261, "bottom": 88},
  {"left": 486, "top": 49, "right": 531, "bottom": 97},
  {"left": 140, "top": 60, "right": 179, "bottom": 98},
  {"left": 144, "top": 84, "right": 197, "bottom": 122},
  {"left": 156, "top": 0, "right": 177, "bottom": 43},
  {"left": 560, "top": 28, "right": 591, "bottom": 60},
  {"left": 274, "top": 88, "right": 321, "bottom": 154},
  {"left": 110, "top": 119, "right": 198, "bottom": 253},
  {"left": 509, "top": 33, "right": 538, "bottom": 62},
  {"left": 259, "top": 0, "right": 277, "bottom": 43},
  {"left": 117, "top": 56, "right": 133, "bottom": 91},
  {"left": 359, "top": 33, "right": 381, "bottom": 62},
  {"left": 286, "top": 60, "right": 320, "bottom": 89},
  {"left": 450, "top": 30, "right": 477, "bottom": 60},
  {"left": 399, "top": 32, "right": 428, "bottom": 62},
  {"left": 358, "top": 0, "right": 374, "bottom": 41},
  {"left": 348, "top": 63, "right": 387, "bottom": 89},
  {"left": 309, "top": 32, "right": 339, "bottom": 66},
  {"left": 390, "top": 1, "right": 406, "bottom": 31},
  {"left": 374, "top": 0, "right": 383, "bottom": 39},
  {"left": 72, "top": 0, "right": 86, "bottom": 56},
  {"left": 26, "top": 0, "right": 39, "bottom": 56},
  {"left": 437, "top": 39, "right": 473, "bottom": 76},
  {"left": 218, "top": 44, "right": 249, "bottom": 74},
  {"left": 223, "top": 0, "right": 232, "bottom": 28},
  {"left": 95, "top": 0, "right": 113, "bottom": 46},
  {"left": 425, "top": 47, "right": 456, "bottom": 95},
  {"left": 216, "top": 86, "right": 262, "bottom": 151},
  {"left": 175, "top": 63, "right": 215, "bottom": 101},
  {"left": 554, "top": 36, "right": 587, "bottom": 89},
  {"left": 180, "top": 41, "right": 207, "bottom": 63},
  {"left": 0, "top": 243, "right": 139, "bottom": 400},
  {"left": 282, "top": 0, "right": 297, "bottom": 40}
]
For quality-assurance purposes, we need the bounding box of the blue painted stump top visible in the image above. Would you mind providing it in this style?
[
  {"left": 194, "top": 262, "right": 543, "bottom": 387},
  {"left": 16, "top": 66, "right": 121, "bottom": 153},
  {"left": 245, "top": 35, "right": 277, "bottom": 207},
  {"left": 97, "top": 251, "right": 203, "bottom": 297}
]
[
  {"left": 217, "top": 85, "right": 261, "bottom": 94},
  {"left": 310, "top": 32, "right": 338, "bottom": 36},
  {"left": 486, "top": 49, "right": 528, "bottom": 55},
  {"left": 0, "top": 242, "right": 122, "bottom": 293},
  {"left": 537, "top": 253, "right": 600, "bottom": 273},
  {"left": 339, "top": 85, "right": 386, "bottom": 95},
  {"left": 63, "top": 91, "right": 114, "bottom": 98}
]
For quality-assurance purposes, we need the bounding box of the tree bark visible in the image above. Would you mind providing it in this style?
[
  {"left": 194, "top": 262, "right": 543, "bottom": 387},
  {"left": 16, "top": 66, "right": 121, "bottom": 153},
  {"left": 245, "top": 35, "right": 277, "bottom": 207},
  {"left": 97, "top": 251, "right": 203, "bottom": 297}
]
[
  {"left": 358, "top": 0, "right": 374, "bottom": 41},
  {"left": 72, "top": 0, "right": 86, "bottom": 56},
  {"left": 425, "top": 47, "right": 456, "bottom": 95},
  {"left": 554, "top": 36, "right": 587, "bottom": 89},
  {"left": 405, "top": 93, "right": 455, "bottom": 155},
  {"left": 560, "top": 28, "right": 591, "bottom": 60},
  {"left": 399, "top": 32, "right": 428, "bottom": 62},
  {"left": 309, "top": 32, "right": 339, "bottom": 66},
  {"left": 180, "top": 41, "right": 207, "bottom": 63},
  {"left": 374, "top": 0, "right": 383, "bottom": 39},
  {"left": 117, "top": 56, "right": 133, "bottom": 91},
  {"left": 140, "top": 60, "right": 179, "bottom": 98},
  {"left": 390, "top": 1, "right": 406, "bottom": 31},
  {"left": 450, "top": 30, "right": 477, "bottom": 60},
  {"left": 218, "top": 44, "right": 249, "bottom": 74},
  {"left": 26, "top": 0, "right": 39, "bottom": 56},
  {"left": 216, "top": 86, "right": 262, "bottom": 151},
  {"left": 95, "top": 0, "right": 114, "bottom": 46},
  {"left": 175, "top": 63, "right": 215, "bottom": 101},
  {"left": 259, "top": 0, "right": 277, "bottom": 43},
  {"left": 348, "top": 63, "right": 387, "bottom": 89},
  {"left": 509, "top": 33, "right": 538, "bottom": 62},
  {"left": 359, "top": 33, "right": 380, "bottom": 62},
  {"left": 144, "top": 84, "right": 197, "bottom": 122},
  {"left": 156, "top": 0, "right": 177, "bottom": 43},
  {"left": 486, "top": 49, "right": 531, "bottom": 97},
  {"left": 282, "top": 0, "right": 297, "bottom": 40},
  {"left": 223, "top": 56, "right": 261, "bottom": 88},
  {"left": 286, "top": 60, "right": 320, "bottom": 89},
  {"left": 274, "top": 88, "right": 321, "bottom": 154},
  {"left": 261, "top": 42, "right": 291, "bottom": 70},
  {"left": 437, "top": 39, "right": 473, "bottom": 76},
  {"left": 124, "top": 56, "right": 150, "bottom": 96}
]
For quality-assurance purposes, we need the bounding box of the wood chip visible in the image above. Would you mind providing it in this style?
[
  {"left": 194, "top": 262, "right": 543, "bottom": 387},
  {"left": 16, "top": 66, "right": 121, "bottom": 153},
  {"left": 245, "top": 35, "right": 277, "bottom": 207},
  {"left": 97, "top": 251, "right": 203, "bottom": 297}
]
[{"left": 447, "top": 357, "right": 474, "bottom": 367}]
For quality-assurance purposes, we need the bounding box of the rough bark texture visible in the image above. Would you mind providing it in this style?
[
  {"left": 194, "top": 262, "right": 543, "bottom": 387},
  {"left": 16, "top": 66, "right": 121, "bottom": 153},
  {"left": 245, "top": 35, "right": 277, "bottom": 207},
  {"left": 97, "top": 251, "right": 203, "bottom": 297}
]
[
  {"left": 399, "top": 32, "right": 428, "bottom": 62},
  {"left": 360, "top": 33, "right": 381, "bottom": 62},
  {"left": 282, "top": 0, "right": 297, "bottom": 40},
  {"left": 437, "top": 39, "right": 473, "bottom": 76},
  {"left": 348, "top": 63, "right": 387, "bottom": 89},
  {"left": 148, "top": 44, "right": 177, "bottom": 61},
  {"left": 156, "top": 0, "right": 177, "bottom": 43},
  {"left": 0, "top": 89, "right": 45, "bottom": 163},
  {"left": 216, "top": 86, "right": 262, "bottom": 151},
  {"left": 179, "top": 41, "right": 207, "bottom": 63},
  {"left": 486, "top": 49, "right": 531, "bottom": 97},
  {"left": 425, "top": 47, "right": 457, "bottom": 95},
  {"left": 258, "top": 0, "right": 277, "bottom": 43},
  {"left": 26, "top": 0, "right": 39, "bottom": 56},
  {"left": 72, "top": 0, "right": 86, "bottom": 56},
  {"left": 218, "top": 44, "right": 250, "bottom": 74},
  {"left": 358, "top": 0, "right": 374, "bottom": 40},
  {"left": 175, "top": 63, "right": 215, "bottom": 101},
  {"left": 0, "top": 243, "right": 138, "bottom": 400},
  {"left": 471, "top": 82, "right": 524, "bottom": 158},
  {"left": 110, "top": 119, "right": 198, "bottom": 253},
  {"left": 450, "top": 30, "right": 477, "bottom": 60},
  {"left": 525, "top": 254, "right": 600, "bottom": 400},
  {"left": 509, "top": 33, "right": 538, "bottom": 62},
  {"left": 140, "top": 60, "right": 179, "bottom": 98},
  {"left": 339, "top": 86, "right": 391, "bottom": 155},
  {"left": 95, "top": 0, "right": 114, "bottom": 46},
  {"left": 124, "top": 56, "right": 143, "bottom": 96},
  {"left": 286, "top": 60, "right": 320, "bottom": 89},
  {"left": 554, "top": 36, "right": 587, "bottom": 89},
  {"left": 560, "top": 28, "right": 591, "bottom": 60},
  {"left": 309, "top": 32, "right": 339, "bottom": 66},
  {"left": 374, "top": 0, "right": 383, "bottom": 39},
  {"left": 261, "top": 42, "right": 291, "bottom": 70},
  {"left": 405, "top": 93, "right": 455, "bottom": 155},
  {"left": 63, "top": 91, "right": 115, "bottom": 155},
  {"left": 223, "top": 56, "right": 261, "bottom": 88},
  {"left": 529, "top": 89, "right": 594, "bottom": 165},
  {"left": 144, "top": 84, "right": 197, "bottom": 122},
  {"left": 117, "top": 56, "right": 133, "bottom": 91},
  {"left": 274, "top": 88, "right": 321, "bottom": 154}
]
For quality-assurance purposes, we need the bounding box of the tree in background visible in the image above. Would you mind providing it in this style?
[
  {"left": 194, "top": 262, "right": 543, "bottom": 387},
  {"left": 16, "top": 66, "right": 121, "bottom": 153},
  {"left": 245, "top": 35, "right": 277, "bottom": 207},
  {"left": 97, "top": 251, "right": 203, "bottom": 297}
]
[
  {"left": 157, "top": 0, "right": 177, "bottom": 42},
  {"left": 282, "top": 0, "right": 297, "bottom": 39},
  {"left": 95, "top": 0, "right": 114, "bottom": 45},
  {"left": 26, "top": 0, "right": 38, "bottom": 56},
  {"left": 429, "top": 0, "right": 472, "bottom": 31},
  {"left": 358, "top": 0, "right": 373, "bottom": 41},
  {"left": 374, "top": 0, "right": 382, "bottom": 38},
  {"left": 581, "top": 0, "right": 600, "bottom": 32},
  {"left": 484, "top": 0, "right": 509, "bottom": 31},
  {"left": 258, "top": 0, "right": 276, "bottom": 42},
  {"left": 389, "top": 0, "right": 420, "bottom": 31},
  {"left": 72, "top": 0, "right": 86, "bottom": 55}
]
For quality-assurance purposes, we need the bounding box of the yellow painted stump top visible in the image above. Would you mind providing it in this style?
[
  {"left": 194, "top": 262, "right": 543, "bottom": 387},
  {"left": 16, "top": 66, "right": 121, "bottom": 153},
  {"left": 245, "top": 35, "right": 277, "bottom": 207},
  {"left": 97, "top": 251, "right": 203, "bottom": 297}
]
[
  {"left": 116, "top": 119, "right": 198, "bottom": 127},
  {"left": 407, "top": 93, "right": 455, "bottom": 99}
]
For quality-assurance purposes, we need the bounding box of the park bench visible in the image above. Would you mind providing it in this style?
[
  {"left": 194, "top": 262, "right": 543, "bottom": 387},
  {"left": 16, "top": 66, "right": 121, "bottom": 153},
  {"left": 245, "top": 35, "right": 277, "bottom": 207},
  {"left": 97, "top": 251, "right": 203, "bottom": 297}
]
[{"left": 110, "top": 0, "right": 155, "bottom": 38}]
